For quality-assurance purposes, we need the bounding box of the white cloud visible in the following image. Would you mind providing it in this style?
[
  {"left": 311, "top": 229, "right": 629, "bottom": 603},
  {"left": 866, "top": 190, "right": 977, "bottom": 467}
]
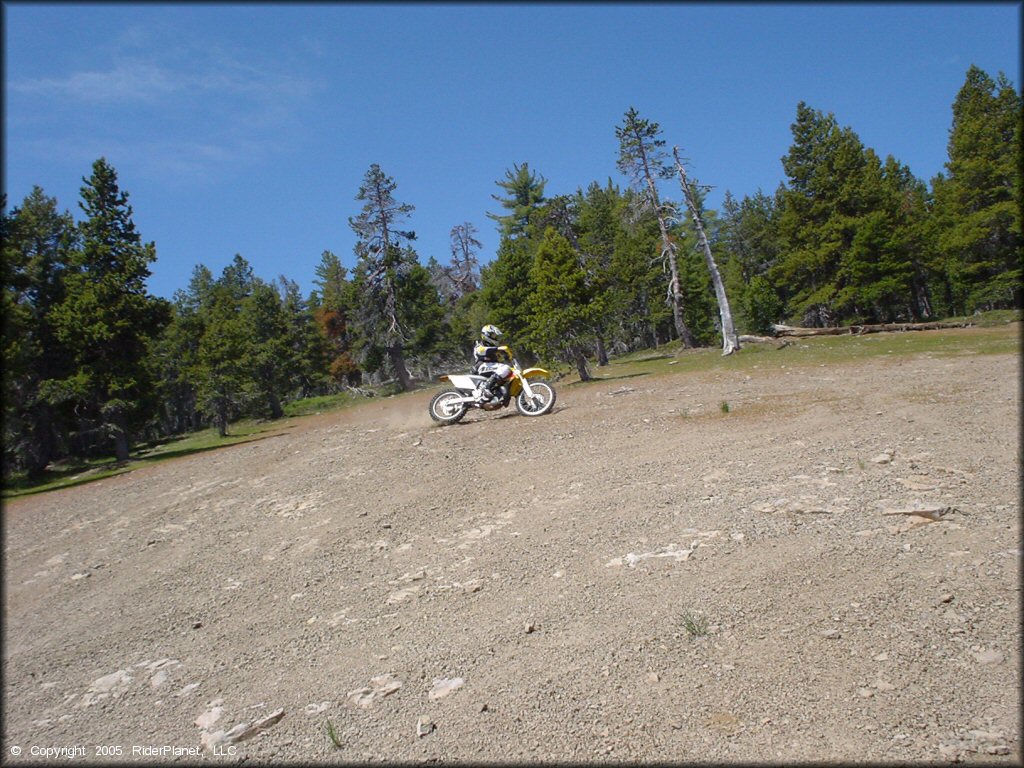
[{"left": 9, "top": 41, "right": 321, "bottom": 185}]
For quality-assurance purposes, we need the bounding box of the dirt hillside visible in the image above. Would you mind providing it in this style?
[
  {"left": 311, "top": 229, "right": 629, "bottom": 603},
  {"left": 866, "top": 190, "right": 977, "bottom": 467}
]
[{"left": 3, "top": 327, "right": 1020, "bottom": 764}]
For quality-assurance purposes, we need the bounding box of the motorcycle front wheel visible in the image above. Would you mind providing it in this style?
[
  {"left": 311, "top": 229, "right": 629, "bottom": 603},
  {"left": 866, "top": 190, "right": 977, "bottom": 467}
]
[
  {"left": 429, "top": 389, "right": 468, "bottom": 424},
  {"left": 515, "top": 381, "right": 556, "bottom": 417}
]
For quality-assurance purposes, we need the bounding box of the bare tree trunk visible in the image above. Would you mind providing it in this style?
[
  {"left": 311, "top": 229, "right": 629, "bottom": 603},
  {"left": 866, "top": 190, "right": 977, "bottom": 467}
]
[
  {"left": 387, "top": 344, "right": 414, "bottom": 391},
  {"left": 572, "top": 347, "right": 592, "bottom": 381},
  {"left": 216, "top": 399, "right": 229, "bottom": 437},
  {"left": 595, "top": 333, "right": 609, "bottom": 366},
  {"left": 103, "top": 403, "right": 131, "bottom": 462},
  {"left": 634, "top": 141, "right": 696, "bottom": 348},
  {"left": 267, "top": 391, "right": 283, "bottom": 420},
  {"left": 673, "top": 148, "right": 739, "bottom": 356}
]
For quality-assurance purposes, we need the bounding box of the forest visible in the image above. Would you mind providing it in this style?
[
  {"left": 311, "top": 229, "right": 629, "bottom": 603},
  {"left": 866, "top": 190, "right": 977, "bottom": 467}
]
[{"left": 2, "top": 65, "right": 1020, "bottom": 478}]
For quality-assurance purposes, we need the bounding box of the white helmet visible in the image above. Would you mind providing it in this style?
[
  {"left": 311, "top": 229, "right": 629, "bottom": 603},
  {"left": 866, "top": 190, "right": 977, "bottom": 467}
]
[{"left": 481, "top": 324, "right": 502, "bottom": 345}]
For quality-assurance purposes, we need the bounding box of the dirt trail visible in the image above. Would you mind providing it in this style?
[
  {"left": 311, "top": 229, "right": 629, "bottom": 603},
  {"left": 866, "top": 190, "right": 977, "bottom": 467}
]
[{"left": 3, "top": 329, "right": 1020, "bottom": 764}]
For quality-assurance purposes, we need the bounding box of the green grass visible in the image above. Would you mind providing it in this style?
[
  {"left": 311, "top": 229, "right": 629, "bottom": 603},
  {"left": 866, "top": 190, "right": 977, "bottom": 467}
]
[
  {"left": 325, "top": 719, "right": 343, "bottom": 749},
  {"left": 2, "top": 419, "right": 290, "bottom": 500},
  {"left": 681, "top": 609, "right": 710, "bottom": 638},
  {"left": 569, "top": 314, "right": 1020, "bottom": 387},
  {"left": 282, "top": 391, "right": 363, "bottom": 417},
  {"left": 4, "top": 385, "right": 387, "bottom": 499}
]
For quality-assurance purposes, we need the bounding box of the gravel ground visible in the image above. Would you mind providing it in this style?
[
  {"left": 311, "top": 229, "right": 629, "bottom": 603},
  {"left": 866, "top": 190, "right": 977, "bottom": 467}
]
[{"left": 2, "top": 326, "right": 1020, "bottom": 765}]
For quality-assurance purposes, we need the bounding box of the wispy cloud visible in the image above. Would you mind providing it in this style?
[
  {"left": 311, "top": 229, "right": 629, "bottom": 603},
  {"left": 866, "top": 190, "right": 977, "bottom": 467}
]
[{"left": 9, "top": 32, "right": 321, "bottom": 184}]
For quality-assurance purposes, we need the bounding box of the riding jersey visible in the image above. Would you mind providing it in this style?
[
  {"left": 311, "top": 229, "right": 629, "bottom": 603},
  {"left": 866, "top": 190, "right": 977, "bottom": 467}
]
[
  {"left": 472, "top": 343, "right": 512, "bottom": 376},
  {"left": 473, "top": 342, "right": 511, "bottom": 364}
]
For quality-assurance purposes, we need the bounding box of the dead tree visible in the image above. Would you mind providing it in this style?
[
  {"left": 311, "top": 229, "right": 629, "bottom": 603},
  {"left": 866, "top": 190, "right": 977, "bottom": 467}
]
[
  {"left": 673, "top": 147, "right": 740, "bottom": 356},
  {"left": 616, "top": 108, "right": 697, "bottom": 348}
]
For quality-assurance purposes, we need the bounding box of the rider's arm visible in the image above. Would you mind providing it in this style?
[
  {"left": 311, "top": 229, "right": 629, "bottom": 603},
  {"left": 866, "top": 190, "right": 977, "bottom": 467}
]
[{"left": 497, "top": 345, "right": 512, "bottom": 361}]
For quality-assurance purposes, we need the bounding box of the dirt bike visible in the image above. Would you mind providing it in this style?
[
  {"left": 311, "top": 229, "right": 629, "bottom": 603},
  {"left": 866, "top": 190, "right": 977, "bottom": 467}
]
[{"left": 429, "top": 356, "right": 556, "bottom": 424}]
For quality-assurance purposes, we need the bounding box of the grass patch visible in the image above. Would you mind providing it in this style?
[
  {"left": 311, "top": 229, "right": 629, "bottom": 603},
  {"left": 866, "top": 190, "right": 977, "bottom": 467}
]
[
  {"left": 720, "top": 401, "right": 730, "bottom": 414},
  {"left": 681, "top": 609, "right": 709, "bottom": 638},
  {"left": 3, "top": 418, "right": 289, "bottom": 500},
  {"left": 283, "top": 391, "right": 363, "bottom": 417},
  {"left": 325, "top": 719, "right": 343, "bottom": 749},
  {"left": 562, "top": 316, "right": 1019, "bottom": 388}
]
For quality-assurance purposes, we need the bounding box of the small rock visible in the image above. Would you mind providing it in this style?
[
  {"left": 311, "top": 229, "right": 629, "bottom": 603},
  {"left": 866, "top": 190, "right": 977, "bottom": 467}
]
[
  {"left": 428, "top": 677, "right": 464, "bottom": 701},
  {"left": 525, "top": 622, "right": 537, "bottom": 634},
  {"left": 347, "top": 674, "right": 403, "bottom": 708},
  {"left": 972, "top": 649, "right": 1004, "bottom": 665},
  {"left": 820, "top": 629, "right": 841, "bottom": 639},
  {"left": 195, "top": 707, "right": 224, "bottom": 730},
  {"left": 191, "top": 620, "right": 203, "bottom": 630},
  {"left": 89, "top": 670, "right": 132, "bottom": 695},
  {"left": 857, "top": 687, "right": 875, "bottom": 698},
  {"left": 968, "top": 729, "right": 1004, "bottom": 742},
  {"left": 938, "top": 594, "right": 954, "bottom": 604},
  {"left": 646, "top": 672, "right": 660, "bottom": 683},
  {"left": 230, "top": 708, "right": 285, "bottom": 743},
  {"left": 416, "top": 716, "right": 435, "bottom": 737},
  {"left": 871, "top": 452, "right": 894, "bottom": 465},
  {"left": 872, "top": 652, "right": 889, "bottom": 662}
]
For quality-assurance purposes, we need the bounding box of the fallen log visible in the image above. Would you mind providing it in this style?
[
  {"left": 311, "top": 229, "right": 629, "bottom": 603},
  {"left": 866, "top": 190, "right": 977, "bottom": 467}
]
[
  {"left": 771, "top": 321, "right": 971, "bottom": 338},
  {"left": 738, "top": 334, "right": 791, "bottom": 348}
]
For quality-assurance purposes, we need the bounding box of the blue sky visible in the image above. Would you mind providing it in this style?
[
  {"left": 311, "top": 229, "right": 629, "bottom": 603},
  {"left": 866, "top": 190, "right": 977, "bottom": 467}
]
[{"left": 4, "top": 2, "right": 1020, "bottom": 301}]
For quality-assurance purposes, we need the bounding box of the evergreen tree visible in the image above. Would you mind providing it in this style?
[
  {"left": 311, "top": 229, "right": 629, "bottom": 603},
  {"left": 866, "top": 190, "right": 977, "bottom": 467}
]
[
  {"left": 150, "top": 265, "right": 215, "bottom": 437},
  {"left": 718, "top": 189, "right": 785, "bottom": 334},
  {"left": 478, "top": 235, "right": 536, "bottom": 353},
  {"left": 610, "top": 191, "right": 674, "bottom": 348},
  {"left": 192, "top": 259, "right": 255, "bottom": 436},
  {"left": 278, "top": 276, "right": 331, "bottom": 398},
  {"left": 487, "top": 163, "right": 547, "bottom": 240},
  {"left": 575, "top": 180, "right": 624, "bottom": 363},
  {"left": 241, "top": 279, "right": 292, "bottom": 419},
  {"left": 773, "top": 103, "right": 875, "bottom": 325},
  {"left": 49, "top": 159, "right": 169, "bottom": 461},
  {"left": 311, "top": 250, "right": 361, "bottom": 387},
  {"left": 348, "top": 164, "right": 417, "bottom": 391},
  {"left": 527, "top": 228, "right": 602, "bottom": 380},
  {"left": 2, "top": 188, "right": 78, "bottom": 475},
  {"left": 930, "top": 65, "right": 1021, "bottom": 312}
]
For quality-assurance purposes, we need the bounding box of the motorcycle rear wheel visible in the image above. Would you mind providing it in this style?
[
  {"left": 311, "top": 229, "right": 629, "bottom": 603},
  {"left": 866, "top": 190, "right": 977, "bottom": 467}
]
[
  {"left": 515, "top": 381, "right": 556, "bottom": 417},
  {"left": 429, "top": 389, "right": 468, "bottom": 424}
]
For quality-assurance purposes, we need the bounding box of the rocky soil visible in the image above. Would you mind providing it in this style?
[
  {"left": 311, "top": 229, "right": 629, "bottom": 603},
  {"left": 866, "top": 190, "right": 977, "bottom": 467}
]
[{"left": 2, "top": 326, "right": 1020, "bottom": 764}]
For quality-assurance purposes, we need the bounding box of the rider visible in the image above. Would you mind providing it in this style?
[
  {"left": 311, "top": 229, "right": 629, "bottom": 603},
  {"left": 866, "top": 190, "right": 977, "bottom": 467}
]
[{"left": 473, "top": 324, "right": 513, "bottom": 402}]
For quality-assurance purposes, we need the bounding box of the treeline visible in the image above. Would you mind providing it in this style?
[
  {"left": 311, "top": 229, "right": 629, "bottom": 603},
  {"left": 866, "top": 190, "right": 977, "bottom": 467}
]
[{"left": 3, "top": 65, "right": 1019, "bottom": 477}]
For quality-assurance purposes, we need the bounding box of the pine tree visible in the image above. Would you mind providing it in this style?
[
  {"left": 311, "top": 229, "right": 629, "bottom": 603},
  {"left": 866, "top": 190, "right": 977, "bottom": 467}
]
[
  {"left": 192, "top": 259, "right": 255, "bottom": 436},
  {"left": 487, "top": 163, "right": 547, "bottom": 240},
  {"left": 718, "top": 189, "right": 784, "bottom": 334},
  {"left": 2, "top": 188, "right": 78, "bottom": 475},
  {"left": 150, "top": 265, "right": 215, "bottom": 437},
  {"left": 527, "top": 228, "right": 602, "bottom": 380},
  {"left": 50, "top": 159, "right": 169, "bottom": 461},
  {"left": 930, "top": 66, "right": 1021, "bottom": 312},
  {"left": 348, "top": 164, "right": 417, "bottom": 391},
  {"left": 241, "top": 279, "right": 292, "bottom": 419},
  {"left": 773, "top": 103, "right": 875, "bottom": 325},
  {"left": 311, "top": 250, "right": 361, "bottom": 387}
]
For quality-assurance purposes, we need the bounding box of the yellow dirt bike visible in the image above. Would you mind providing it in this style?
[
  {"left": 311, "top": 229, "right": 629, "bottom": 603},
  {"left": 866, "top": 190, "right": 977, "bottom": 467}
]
[{"left": 429, "top": 353, "right": 556, "bottom": 424}]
